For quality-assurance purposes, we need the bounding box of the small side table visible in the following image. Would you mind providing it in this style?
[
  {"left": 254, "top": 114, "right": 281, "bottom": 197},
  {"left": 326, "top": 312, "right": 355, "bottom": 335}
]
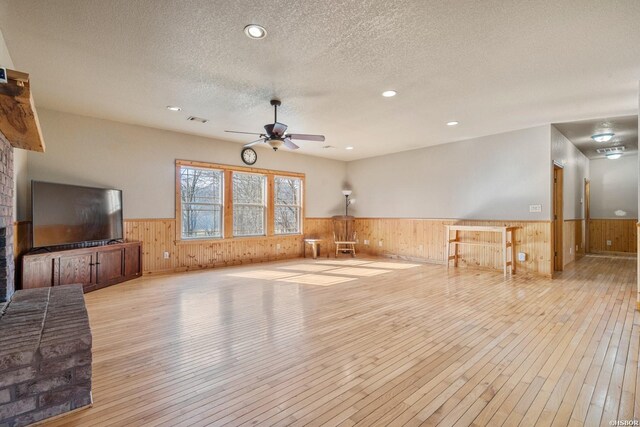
[{"left": 304, "top": 239, "right": 322, "bottom": 259}]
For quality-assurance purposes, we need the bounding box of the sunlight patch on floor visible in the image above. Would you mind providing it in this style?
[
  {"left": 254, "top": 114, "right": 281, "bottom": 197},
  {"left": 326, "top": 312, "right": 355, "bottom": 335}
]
[
  {"left": 227, "top": 270, "right": 301, "bottom": 280},
  {"left": 365, "top": 262, "right": 421, "bottom": 269},
  {"left": 327, "top": 267, "right": 391, "bottom": 277},
  {"left": 277, "top": 274, "right": 357, "bottom": 286},
  {"left": 315, "top": 259, "right": 373, "bottom": 266},
  {"left": 278, "top": 264, "right": 338, "bottom": 272}
]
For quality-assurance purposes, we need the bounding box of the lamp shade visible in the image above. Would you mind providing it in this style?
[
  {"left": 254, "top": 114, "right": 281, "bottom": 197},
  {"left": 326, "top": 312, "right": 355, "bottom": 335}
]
[{"left": 342, "top": 190, "right": 352, "bottom": 196}]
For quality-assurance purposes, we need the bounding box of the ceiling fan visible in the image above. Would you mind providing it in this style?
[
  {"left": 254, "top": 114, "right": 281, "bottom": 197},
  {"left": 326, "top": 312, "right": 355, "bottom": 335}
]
[{"left": 225, "top": 99, "right": 325, "bottom": 151}]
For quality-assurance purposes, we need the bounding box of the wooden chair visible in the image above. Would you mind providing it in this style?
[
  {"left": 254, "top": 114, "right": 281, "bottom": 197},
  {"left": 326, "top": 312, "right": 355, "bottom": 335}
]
[
  {"left": 334, "top": 231, "right": 356, "bottom": 257},
  {"left": 332, "top": 215, "right": 357, "bottom": 257}
]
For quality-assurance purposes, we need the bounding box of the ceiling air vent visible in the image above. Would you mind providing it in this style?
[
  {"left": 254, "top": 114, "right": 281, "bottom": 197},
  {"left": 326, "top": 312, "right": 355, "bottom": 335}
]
[
  {"left": 595, "top": 146, "right": 625, "bottom": 154},
  {"left": 187, "top": 116, "right": 208, "bottom": 124}
]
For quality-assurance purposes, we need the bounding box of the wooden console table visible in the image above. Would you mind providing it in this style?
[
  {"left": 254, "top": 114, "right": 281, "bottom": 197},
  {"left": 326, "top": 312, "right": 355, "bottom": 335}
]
[{"left": 445, "top": 225, "right": 518, "bottom": 276}]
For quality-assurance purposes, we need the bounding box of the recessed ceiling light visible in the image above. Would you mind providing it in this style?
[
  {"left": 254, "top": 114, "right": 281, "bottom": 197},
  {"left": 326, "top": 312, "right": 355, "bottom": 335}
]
[
  {"left": 606, "top": 153, "right": 622, "bottom": 160},
  {"left": 345, "top": 146, "right": 354, "bottom": 150},
  {"left": 166, "top": 106, "right": 181, "bottom": 112},
  {"left": 382, "top": 90, "right": 397, "bottom": 97},
  {"left": 244, "top": 24, "right": 267, "bottom": 39},
  {"left": 591, "top": 132, "right": 614, "bottom": 143},
  {"left": 187, "top": 116, "right": 208, "bottom": 123},
  {"left": 446, "top": 121, "right": 460, "bottom": 126}
]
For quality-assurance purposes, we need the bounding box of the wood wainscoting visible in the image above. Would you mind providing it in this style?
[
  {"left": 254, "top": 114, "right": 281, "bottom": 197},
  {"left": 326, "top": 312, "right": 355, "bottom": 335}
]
[
  {"left": 15, "top": 218, "right": 554, "bottom": 277},
  {"left": 589, "top": 218, "right": 637, "bottom": 253},
  {"left": 563, "top": 219, "right": 585, "bottom": 267},
  {"left": 124, "top": 219, "right": 308, "bottom": 275},
  {"left": 13, "top": 218, "right": 335, "bottom": 278},
  {"left": 353, "top": 219, "right": 553, "bottom": 276}
]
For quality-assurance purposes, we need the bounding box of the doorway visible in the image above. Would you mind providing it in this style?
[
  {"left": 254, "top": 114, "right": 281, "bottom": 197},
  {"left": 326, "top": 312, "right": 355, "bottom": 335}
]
[{"left": 553, "top": 165, "right": 564, "bottom": 271}]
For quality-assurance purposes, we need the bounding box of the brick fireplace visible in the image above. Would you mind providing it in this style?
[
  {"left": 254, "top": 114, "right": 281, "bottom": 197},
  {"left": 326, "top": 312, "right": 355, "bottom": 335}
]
[
  {"left": 0, "top": 133, "right": 14, "bottom": 303},
  {"left": 0, "top": 133, "right": 92, "bottom": 426}
]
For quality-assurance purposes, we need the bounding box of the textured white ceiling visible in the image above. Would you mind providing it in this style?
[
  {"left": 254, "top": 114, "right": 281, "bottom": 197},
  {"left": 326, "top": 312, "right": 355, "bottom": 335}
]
[
  {"left": 0, "top": 0, "right": 639, "bottom": 161},
  {"left": 554, "top": 115, "right": 638, "bottom": 159}
]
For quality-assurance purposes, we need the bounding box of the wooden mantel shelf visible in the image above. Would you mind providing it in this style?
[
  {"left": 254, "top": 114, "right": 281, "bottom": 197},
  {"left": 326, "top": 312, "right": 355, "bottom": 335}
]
[{"left": 0, "top": 68, "right": 45, "bottom": 152}]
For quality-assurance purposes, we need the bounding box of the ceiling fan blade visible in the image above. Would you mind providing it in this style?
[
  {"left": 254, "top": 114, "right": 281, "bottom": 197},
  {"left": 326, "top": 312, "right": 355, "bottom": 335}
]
[
  {"left": 225, "top": 130, "right": 264, "bottom": 136},
  {"left": 283, "top": 138, "right": 299, "bottom": 150},
  {"left": 286, "top": 133, "right": 325, "bottom": 142},
  {"left": 272, "top": 122, "right": 288, "bottom": 137},
  {"left": 244, "top": 138, "right": 265, "bottom": 147}
]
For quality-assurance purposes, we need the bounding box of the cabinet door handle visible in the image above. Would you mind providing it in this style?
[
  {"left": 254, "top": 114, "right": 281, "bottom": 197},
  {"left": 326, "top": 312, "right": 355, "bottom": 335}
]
[{"left": 95, "top": 262, "right": 101, "bottom": 265}]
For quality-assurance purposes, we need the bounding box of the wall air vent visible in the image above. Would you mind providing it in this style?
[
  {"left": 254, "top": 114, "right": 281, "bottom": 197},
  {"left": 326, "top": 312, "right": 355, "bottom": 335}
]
[
  {"left": 187, "top": 116, "right": 208, "bottom": 123},
  {"left": 595, "top": 146, "right": 625, "bottom": 154}
]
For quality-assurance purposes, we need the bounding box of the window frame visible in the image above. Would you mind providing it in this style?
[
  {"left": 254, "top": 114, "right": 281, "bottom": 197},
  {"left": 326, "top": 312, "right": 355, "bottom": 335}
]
[
  {"left": 274, "top": 175, "right": 303, "bottom": 235},
  {"left": 175, "top": 160, "right": 305, "bottom": 243},
  {"left": 178, "top": 165, "right": 225, "bottom": 240},
  {"left": 232, "top": 171, "right": 267, "bottom": 237}
]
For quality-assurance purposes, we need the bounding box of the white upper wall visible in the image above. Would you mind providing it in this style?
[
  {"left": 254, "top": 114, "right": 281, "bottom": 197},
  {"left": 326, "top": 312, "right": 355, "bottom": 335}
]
[
  {"left": 346, "top": 125, "right": 552, "bottom": 220},
  {"left": 550, "top": 125, "right": 589, "bottom": 220},
  {"left": 590, "top": 154, "right": 638, "bottom": 219},
  {"left": 25, "top": 109, "right": 348, "bottom": 220},
  {"left": 0, "top": 28, "right": 12, "bottom": 68}
]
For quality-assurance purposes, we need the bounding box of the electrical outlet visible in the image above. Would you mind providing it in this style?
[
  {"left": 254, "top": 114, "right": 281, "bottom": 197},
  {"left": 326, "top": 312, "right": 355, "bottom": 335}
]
[
  {"left": 378, "top": 240, "right": 383, "bottom": 247},
  {"left": 518, "top": 252, "right": 526, "bottom": 262},
  {"left": 0, "top": 67, "right": 7, "bottom": 84},
  {"left": 163, "top": 251, "right": 170, "bottom": 259},
  {"left": 606, "top": 240, "right": 612, "bottom": 246},
  {"left": 276, "top": 243, "right": 281, "bottom": 250},
  {"left": 364, "top": 240, "right": 369, "bottom": 245},
  {"left": 529, "top": 204, "right": 542, "bottom": 213},
  {"left": 569, "top": 247, "right": 573, "bottom": 254}
]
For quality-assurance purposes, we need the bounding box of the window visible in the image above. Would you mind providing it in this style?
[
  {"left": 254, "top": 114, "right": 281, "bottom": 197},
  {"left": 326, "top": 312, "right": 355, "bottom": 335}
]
[
  {"left": 180, "top": 166, "right": 223, "bottom": 239},
  {"left": 176, "top": 160, "right": 304, "bottom": 241},
  {"left": 274, "top": 176, "right": 302, "bottom": 234},
  {"left": 233, "top": 172, "right": 266, "bottom": 237}
]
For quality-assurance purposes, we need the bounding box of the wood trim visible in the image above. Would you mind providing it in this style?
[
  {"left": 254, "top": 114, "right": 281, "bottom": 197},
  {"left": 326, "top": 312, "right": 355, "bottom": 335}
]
[
  {"left": 353, "top": 217, "right": 553, "bottom": 223},
  {"left": 0, "top": 68, "right": 45, "bottom": 152},
  {"left": 175, "top": 234, "right": 301, "bottom": 245},
  {"left": 176, "top": 159, "right": 305, "bottom": 178},
  {"left": 267, "top": 175, "right": 275, "bottom": 236},
  {"left": 223, "top": 170, "right": 233, "bottom": 239},
  {"left": 553, "top": 165, "right": 564, "bottom": 271}
]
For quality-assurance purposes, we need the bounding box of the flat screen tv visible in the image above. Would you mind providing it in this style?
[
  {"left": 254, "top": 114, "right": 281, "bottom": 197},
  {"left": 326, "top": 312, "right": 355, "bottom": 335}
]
[{"left": 32, "top": 181, "right": 124, "bottom": 248}]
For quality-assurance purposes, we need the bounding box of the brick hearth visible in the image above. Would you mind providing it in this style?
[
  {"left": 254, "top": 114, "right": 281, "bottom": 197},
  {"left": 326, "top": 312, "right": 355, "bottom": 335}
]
[{"left": 0, "top": 285, "right": 92, "bottom": 426}]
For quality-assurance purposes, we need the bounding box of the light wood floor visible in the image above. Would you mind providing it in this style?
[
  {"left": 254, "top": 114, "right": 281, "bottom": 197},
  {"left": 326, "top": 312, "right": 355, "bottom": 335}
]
[{"left": 43, "top": 255, "right": 639, "bottom": 427}]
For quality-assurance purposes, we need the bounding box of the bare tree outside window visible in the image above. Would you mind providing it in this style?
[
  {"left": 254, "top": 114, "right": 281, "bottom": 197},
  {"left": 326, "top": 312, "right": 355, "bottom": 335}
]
[
  {"left": 233, "top": 173, "right": 266, "bottom": 236},
  {"left": 180, "top": 167, "right": 223, "bottom": 238},
  {"left": 274, "top": 176, "right": 301, "bottom": 234}
]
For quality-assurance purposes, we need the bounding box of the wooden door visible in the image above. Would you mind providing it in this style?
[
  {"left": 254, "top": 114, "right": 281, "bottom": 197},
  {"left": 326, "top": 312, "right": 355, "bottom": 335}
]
[
  {"left": 124, "top": 243, "right": 141, "bottom": 278},
  {"left": 584, "top": 179, "right": 590, "bottom": 253},
  {"left": 553, "top": 166, "right": 564, "bottom": 271},
  {"left": 57, "top": 253, "right": 94, "bottom": 286},
  {"left": 96, "top": 248, "right": 125, "bottom": 286}
]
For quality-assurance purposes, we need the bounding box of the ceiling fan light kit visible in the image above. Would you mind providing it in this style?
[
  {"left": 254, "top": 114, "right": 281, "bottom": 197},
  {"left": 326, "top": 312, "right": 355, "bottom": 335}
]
[{"left": 225, "top": 99, "right": 325, "bottom": 152}]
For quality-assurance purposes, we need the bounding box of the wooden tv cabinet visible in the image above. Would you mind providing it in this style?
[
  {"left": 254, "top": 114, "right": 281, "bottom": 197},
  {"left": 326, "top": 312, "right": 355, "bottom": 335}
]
[{"left": 22, "top": 241, "right": 142, "bottom": 293}]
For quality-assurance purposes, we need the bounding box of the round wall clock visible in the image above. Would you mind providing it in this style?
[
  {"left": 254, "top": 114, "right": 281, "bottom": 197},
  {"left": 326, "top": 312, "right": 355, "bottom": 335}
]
[{"left": 241, "top": 147, "right": 257, "bottom": 165}]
